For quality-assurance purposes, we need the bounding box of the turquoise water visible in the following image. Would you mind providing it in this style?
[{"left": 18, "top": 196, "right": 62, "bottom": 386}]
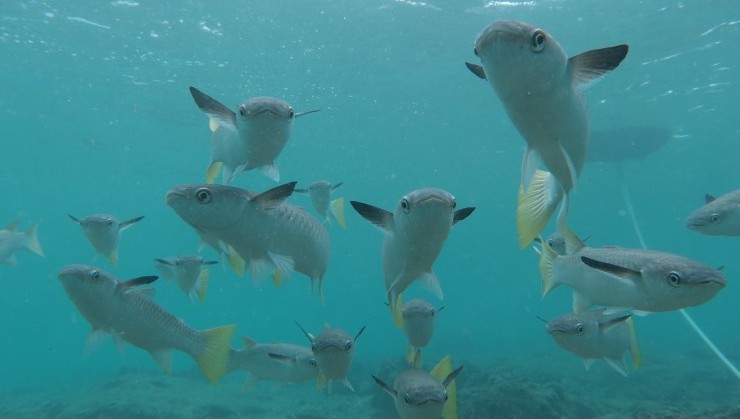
[{"left": 1, "top": 0, "right": 738, "bottom": 415}]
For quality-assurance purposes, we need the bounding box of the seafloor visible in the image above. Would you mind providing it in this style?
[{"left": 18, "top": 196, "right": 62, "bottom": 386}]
[{"left": 1, "top": 352, "right": 738, "bottom": 419}]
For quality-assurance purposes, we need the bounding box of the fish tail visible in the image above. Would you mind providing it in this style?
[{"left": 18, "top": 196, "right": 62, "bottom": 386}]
[
  {"left": 391, "top": 292, "right": 404, "bottom": 329},
  {"left": 24, "top": 222, "right": 44, "bottom": 257},
  {"left": 517, "top": 170, "right": 562, "bottom": 248},
  {"left": 430, "top": 356, "right": 458, "bottom": 419},
  {"left": 329, "top": 197, "right": 346, "bottom": 229},
  {"left": 196, "top": 324, "right": 236, "bottom": 385},
  {"left": 625, "top": 317, "right": 641, "bottom": 370},
  {"left": 226, "top": 246, "right": 245, "bottom": 277},
  {"left": 539, "top": 239, "right": 559, "bottom": 297},
  {"left": 197, "top": 270, "right": 209, "bottom": 303}
]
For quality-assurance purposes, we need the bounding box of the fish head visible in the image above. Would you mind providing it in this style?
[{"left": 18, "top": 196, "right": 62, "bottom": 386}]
[
  {"left": 684, "top": 199, "right": 737, "bottom": 236},
  {"left": 393, "top": 188, "right": 457, "bottom": 241},
  {"left": 543, "top": 232, "right": 567, "bottom": 255},
  {"left": 402, "top": 299, "right": 437, "bottom": 347},
  {"left": 78, "top": 214, "right": 120, "bottom": 251},
  {"left": 58, "top": 264, "right": 118, "bottom": 299},
  {"left": 473, "top": 20, "right": 568, "bottom": 99},
  {"left": 312, "top": 327, "right": 354, "bottom": 379},
  {"left": 393, "top": 370, "right": 447, "bottom": 419},
  {"left": 642, "top": 254, "right": 726, "bottom": 309},
  {"left": 166, "top": 184, "right": 248, "bottom": 232},
  {"left": 294, "top": 352, "right": 320, "bottom": 378},
  {"left": 545, "top": 312, "right": 600, "bottom": 356},
  {"left": 235, "top": 96, "right": 295, "bottom": 129}
]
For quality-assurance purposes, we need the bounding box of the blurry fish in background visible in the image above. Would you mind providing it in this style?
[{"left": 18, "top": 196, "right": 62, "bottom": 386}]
[
  {"left": 227, "top": 336, "right": 318, "bottom": 390},
  {"left": 587, "top": 126, "right": 672, "bottom": 164},
  {"left": 351, "top": 188, "right": 474, "bottom": 328},
  {"left": 68, "top": 214, "right": 144, "bottom": 267},
  {"left": 295, "top": 181, "right": 346, "bottom": 228},
  {"left": 466, "top": 20, "right": 628, "bottom": 247},
  {"left": 189, "top": 86, "right": 320, "bottom": 184},
  {"left": 0, "top": 221, "right": 43, "bottom": 265},
  {"left": 544, "top": 309, "right": 640, "bottom": 376},
  {"left": 538, "top": 231, "right": 726, "bottom": 313},
  {"left": 154, "top": 256, "right": 218, "bottom": 303},
  {"left": 296, "top": 322, "right": 365, "bottom": 394},
  {"left": 58, "top": 265, "right": 235, "bottom": 385},
  {"left": 401, "top": 299, "right": 443, "bottom": 365},
  {"left": 166, "top": 182, "right": 331, "bottom": 301},
  {"left": 372, "top": 352, "right": 462, "bottom": 419},
  {"left": 685, "top": 190, "right": 740, "bottom": 236}
]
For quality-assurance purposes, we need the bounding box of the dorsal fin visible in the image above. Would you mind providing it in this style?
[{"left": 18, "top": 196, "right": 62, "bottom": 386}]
[
  {"left": 705, "top": 194, "right": 716, "bottom": 203},
  {"left": 563, "top": 229, "right": 586, "bottom": 253},
  {"left": 242, "top": 336, "right": 257, "bottom": 349}
]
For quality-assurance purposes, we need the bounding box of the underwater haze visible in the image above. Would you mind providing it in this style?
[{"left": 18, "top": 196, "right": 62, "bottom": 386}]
[{"left": 1, "top": 0, "right": 739, "bottom": 418}]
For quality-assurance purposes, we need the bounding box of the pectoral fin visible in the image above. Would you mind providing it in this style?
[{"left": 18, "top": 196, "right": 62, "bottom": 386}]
[
  {"left": 118, "top": 275, "right": 158, "bottom": 293},
  {"left": 350, "top": 201, "right": 394, "bottom": 233},
  {"left": 705, "top": 194, "right": 716, "bottom": 203},
  {"left": 569, "top": 45, "right": 629, "bottom": 90},
  {"left": 251, "top": 182, "right": 297, "bottom": 210},
  {"left": 119, "top": 216, "right": 144, "bottom": 231},
  {"left": 465, "top": 62, "right": 487, "bottom": 80},
  {"left": 189, "top": 86, "right": 237, "bottom": 130},
  {"left": 372, "top": 375, "right": 397, "bottom": 398},
  {"left": 580, "top": 256, "right": 642, "bottom": 282},
  {"left": 453, "top": 207, "right": 475, "bottom": 225}
]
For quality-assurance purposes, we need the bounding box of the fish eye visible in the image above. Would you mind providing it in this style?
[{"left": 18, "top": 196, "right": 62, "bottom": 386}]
[
  {"left": 345, "top": 341, "right": 353, "bottom": 351},
  {"left": 238, "top": 105, "right": 246, "bottom": 118},
  {"left": 105, "top": 219, "right": 113, "bottom": 228},
  {"left": 711, "top": 214, "right": 720, "bottom": 223},
  {"left": 311, "top": 343, "right": 317, "bottom": 352},
  {"left": 473, "top": 47, "right": 478, "bottom": 57},
  {"left": 451, "top": 199, "right": 457, "bottom": 209},
  {"left": 195, "top": 188, "right": 212, "bottom": 204},
  {"left": 90, "top": 270, "right": 99, "bottom": 280},
  {"left": 575, "top": 324, "right": 584, "bottom": 335},
  {"left": 531, "top": 30, "right": 546, "bottom": 52},
  {"left": 444, "top": 390, "right": 448, "bottom": 401},
  {"left": 404, "top": 394, "right": 412, "bottom": 404},
  {"left": 288, "top": 107, "right": 294, "bottom": 118},
  {"left": 547, "top": 239, "right": 554, "bottom": 247},
  {"left": 668, "top": 271, "right": 681, "bottom": 286},
  {"left": 401, "top": 198, "right": 410, "bottom": 213},
  {"left": 309, "top": 359, "right": 317, "bottom": 367}
]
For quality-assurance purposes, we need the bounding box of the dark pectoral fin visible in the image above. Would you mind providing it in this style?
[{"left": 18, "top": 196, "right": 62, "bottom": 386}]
[
  {"left": 68, "top": 214, "right": 81, "bottom": 224},
  {"left": 442, "top": 365, "right": 464, "bottom": 388},
  {"left": 599, "top": 313, "right": 632, "bottom": 332},
  {"left": 331, "top": 182, "right": 344, "bottom": 191},
  {"left": 569, "top": 45, "right": 629, "bottom": 88},
  {"left": 120, "top": 216, "right": 144, "bottom": 231},
  {"left": 268, "top": 352, "right": 296, "bottom": 365},
  {"left": 581, "top": 256, "right": 642, "bottom": 280},
  {"left": 294, "top": 109, "right": 320, "bottom": 118},
  {"left": 154, "top": 258, "right": 173, "bottom": 266},
  {"left": 252, "top": 182, "right": 297, "bottom": 210},
  {"left": 465, "top": 62, "right": 487, "bottom": 80},
  {"left": 350, "top": 201, "right": 394, "bottom": 233},
  {"left": 354, "top": 325, "right": 366, "bottom": 342},
  {"left": 453, "top": 207, "right": 475, "bottom": 225},
  {"left": 118, "top": 275, "right": 158, "bottom": 293},
  {"left": 371, "top": 374, "right": 397, "bottom": 397},
  {"left": 189, "top": 86, "right": 237, "bottom": 129},
  {"left": 705, "top": 194, "right": 716, "bottom": 203},
  {"left": 294, "top": 188, "right": 309, "bottom": 194},
  {"left": 295, "top": 321, "right": 314, "bottom": 343}
]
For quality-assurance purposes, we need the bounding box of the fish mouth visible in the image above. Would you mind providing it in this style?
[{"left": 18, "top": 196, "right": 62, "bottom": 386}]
[
  {"left": 546, "top": 327, "right": 566, "bottom": 335},
  {"left": 249, "top": 108, "right": 283, "bottom": 117},
  {"left": 410, "top": 398, "right": 445, "bottom": 406},
  {"left": 165, "top": 188, "right": 185, "bottom": 205}
]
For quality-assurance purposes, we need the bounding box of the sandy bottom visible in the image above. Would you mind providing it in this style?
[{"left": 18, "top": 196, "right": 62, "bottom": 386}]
[{"left": 1, "top": 353, "right": 738, "bottom": 419}]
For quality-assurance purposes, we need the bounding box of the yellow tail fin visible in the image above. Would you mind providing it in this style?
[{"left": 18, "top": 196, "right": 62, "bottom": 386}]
[
  {"left": 226, "top": 246, "right": 245, "bottom": 277},
  {"left": 539, "top": 240, "right": 559, "bottom": 297},
  {"left": 392, "top": 293, "right": 404, "bottom": 330},
  {"left": 197, "top": 270, "right": 209, "bottom": 303},
  {"left": 517, "top": 170, "right": 558, "bottom": 248},
  {"left": 330, "top": 197, "right": 346, "bottom": 229},
  {"left": 196, "top": 324, "right": 236, "bottom": 385},
  {"left": 206, "top": 161, "right": 223, "bottom": 185},
  {"left": 625, "top": 317, "right": 641, "bottom": 369},
  {"left": 431, "top": 356, "right": 458, "bottom": 419},
  {"left": 272, "top": 270, "right": 283, "bottom": 288},
  {"left": 24, "top": 223, "right": 44, "bottom": 257}
]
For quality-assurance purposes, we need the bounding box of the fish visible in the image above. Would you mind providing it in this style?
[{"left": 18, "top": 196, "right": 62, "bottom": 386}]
[
  {"left": 0, "top": 221, "right": 43, "bottom": 265},
  {"left": 538, "top": 232, "right": 726, "bottom": 313},
  {"left": 401, "top": 299, "right": 443, "bottom": 365},
  {"left": 587, "top": 126, "right": 672, "bottom": 164},
  {"left": 166, "top": 182, "right": 331, "bottom": 301},
  {"left": 58, "top": 264, "right": 235, "bottom": 385},
  {"left": 351, "top": 189, "right": 474, "bottom": 327},
  {"left": 372, "top": 352, "right": 462, "bottom": 419},
  {"left": 68, "top": 214, "right": 143, "bottom": 267},
  {"left": 466, "top": 20, "right": 628, "bottom": 247},
  {"left": 154, "top": 255, "right": 218, "bottom": 303},
  {"left": 545, "top": 309, "right": 641, "bottom": 376},
  {"left": 295, "top": 181, "right": 346, "bottom": 228},
  {"left": 189, "top": 86, "right": 319, "bottom": 184},
  {"left": 685, "top": 190, "right": 740, "bottom": 236},
  {"left": 534, "top": 232, "right": 567, "bottom": 256},
  {"left": 296, "top": 322, "right": 365, "bottom": 394},
  {"left": 227, "top": 336, "right": 318, "bottom": 389}
]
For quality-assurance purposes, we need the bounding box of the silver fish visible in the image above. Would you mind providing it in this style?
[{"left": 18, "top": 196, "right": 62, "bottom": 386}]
[
  {"left": 685, "top": 190, "right": 740, "bottom": 236},
  {"left": 351, "top": 189, "right": 474, "bottom": 327},
  {"left": 154, "top": 255, "right": 218, "bottom": 303},
  {"left": 297, "top": 323, "right": 365, "bottom": 394},
  {"left": 227, "top": 336, "right": 318, "bottom": 389},
  {"left": 372, "top": 353, "right": 462, "bottom": 419},
  {"left": 0, "top": 221, "right": 43, "bottom": 265},
  {"left": 58, "top": 264, "right": 235, "bottom": 385},
  {"left": 466, "top": 20, "right": 628, "bottom": 247},
  {"left": 402, "top": 299, "right": 443, "bottom": 365},
  {"left": 68, "top": 214, "right": 143, "bottom": 267},
  {"left": 166, "top": 182, "right": 331, "bottom": 301},
  {"left": 534, "top": 232, "right": 567, "bottom": 256},
  {"left": 539, "top": 232, "right": 726, "bottom": 313},
  {"left": 295, "top": 181, "right": 346, "bottom": 228},
  {"left": 545, "top": 309, "right": 640, "bottom": 376},
  {"left": 189, "top": 86, "right": 319, "bottom": 184}
]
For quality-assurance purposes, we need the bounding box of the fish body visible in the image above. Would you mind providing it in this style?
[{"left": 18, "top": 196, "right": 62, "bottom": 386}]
[
  {"left": 154, "top": 255, "right": 217, "bottom": 303},
  {"left": 0, "top": 222, "right": 43, "bottom": 265},
  {"left": 166, "top": 183, "right": 330, "bottom": 300},
  {"left": 58, "top": 264, "right": 235, "bottom": 384},
  {"left": 228, "top": 337, "right": 318, "bottom": 388},
  {"left": 539, "top": 234, "right": 726, "bottom": 313},
  {"left": 351, "top": 189, "right": 474, "bottom": 326},
  {"left": 402, "top": 299, "right": 442, "bottom": 365},
  {"left": 298, "top": 324, "right": 365, "bottom": 394},
  {"left": 296, "top": 181, "right": 346, "bottom": 228},
  {"left": 685, "top": 190, "right": 740, "bottom": 236},
  {"left": 68, "top": 214, "right": 143, "bottom": 267},
  {"left": 467, "top": 20, "right": 628, "bottom": 246},
  {"left": 189, "top": 86, "right": 319, "bottom": 183},
  {"left": 546, "top": 309, "right": 640, "bottom": 376}
]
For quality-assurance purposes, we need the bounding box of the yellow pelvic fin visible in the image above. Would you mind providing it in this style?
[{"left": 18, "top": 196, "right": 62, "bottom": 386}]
[
  {"left": 150, "top": 349, "right": 173, "bottom": 375},
  {"left": 209, "top": 118, "right": 219, "bottom": 132},
  {"left": 272, "top": 270, "right": 283, "bottom": 288},
  {"left": 226, "top": 246, "right": 245, "bottom": 277},
  {"left": 392, "top": 292, "right": 404, "bottom": 330},
  {"left": 196, "top": 324, "right": 236, "bottom": 385},
  {"left": 539, "top": 240, "right": 559, "bottom": 298},
  {"left": 197, "top": 270, "right": 209, "bottom": 303},
  {"left": 517, "top": 170, "right": 557, "bottom": 248},
  {"left": 206, "top": 161, "right": 223, "bottom": 185},
  {"left": 431, "top": 355, "right": 458, "bottom": 419},
  {"left": 330, "top": 197, "right": 346, "bottom": 229},
  {"left": 106, "top": 250, "right": 118, "bottom": 268},
  {"left": 626, "top": 317, "right": 641, "bottom": 369},
  {"left": 317, "top": 371, "right": 327, "bottom": 390},
  {"left": 24, "top": 223, "right": 44, "bottom": 257}
]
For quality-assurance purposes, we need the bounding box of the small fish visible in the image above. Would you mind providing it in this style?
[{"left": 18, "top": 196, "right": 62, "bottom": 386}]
[
  {"left": 466, "top": 20, "right": 628, "bottom": 247},
  {"left": 58, "top": 265, "right": 235, "bottom": 385},
  {"left": 685, "top": 190, "right": 740, "bottom": 236},
  {"left": 0, "top": 221, "right": 43, "bottom": 265},
  {"left": 295, "top": 181, "right": 346, "bottom": 228},
  {"left": 154, "top": 256, "right": 218, "bottom": 303},
  {"left": 587, "top": 126, "right": 672, "bottom": 164},
  {"left": 401, "top": 299, "right": 443, "bottom": 365},
  {"left": 539, "top": 232, "right": 726, "bottom": 313},
  {"left": 166, "top": 182, "right": 330, "bottom": 301},
  {"left": 545, "top": 309, "right": 641, "bottom": 376},
  {"left": 372, "top": 352, "right": 462, "bottom": 419},
  {"left": 296, "top": 322, "right": 365, "bottom": 394},
  {"left": 534, "top": 232, "right": 567, "bottom": 256},
  {"left": 227, "top": 336, "right": 318, "bottom": 390},
  {"left": 351, "top": 189, "right": 474, "bottom": 327},
  {"left": 68, "top": 214, "right": 143, "bottom": 267},
  {"left": 189, "top": 86, "right": 319, "bottom": 184}
]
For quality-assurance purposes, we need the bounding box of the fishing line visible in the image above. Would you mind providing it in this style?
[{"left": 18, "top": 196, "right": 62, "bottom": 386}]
[{"left": 616, "top": 164, "right": 740, "bottom": 380}]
